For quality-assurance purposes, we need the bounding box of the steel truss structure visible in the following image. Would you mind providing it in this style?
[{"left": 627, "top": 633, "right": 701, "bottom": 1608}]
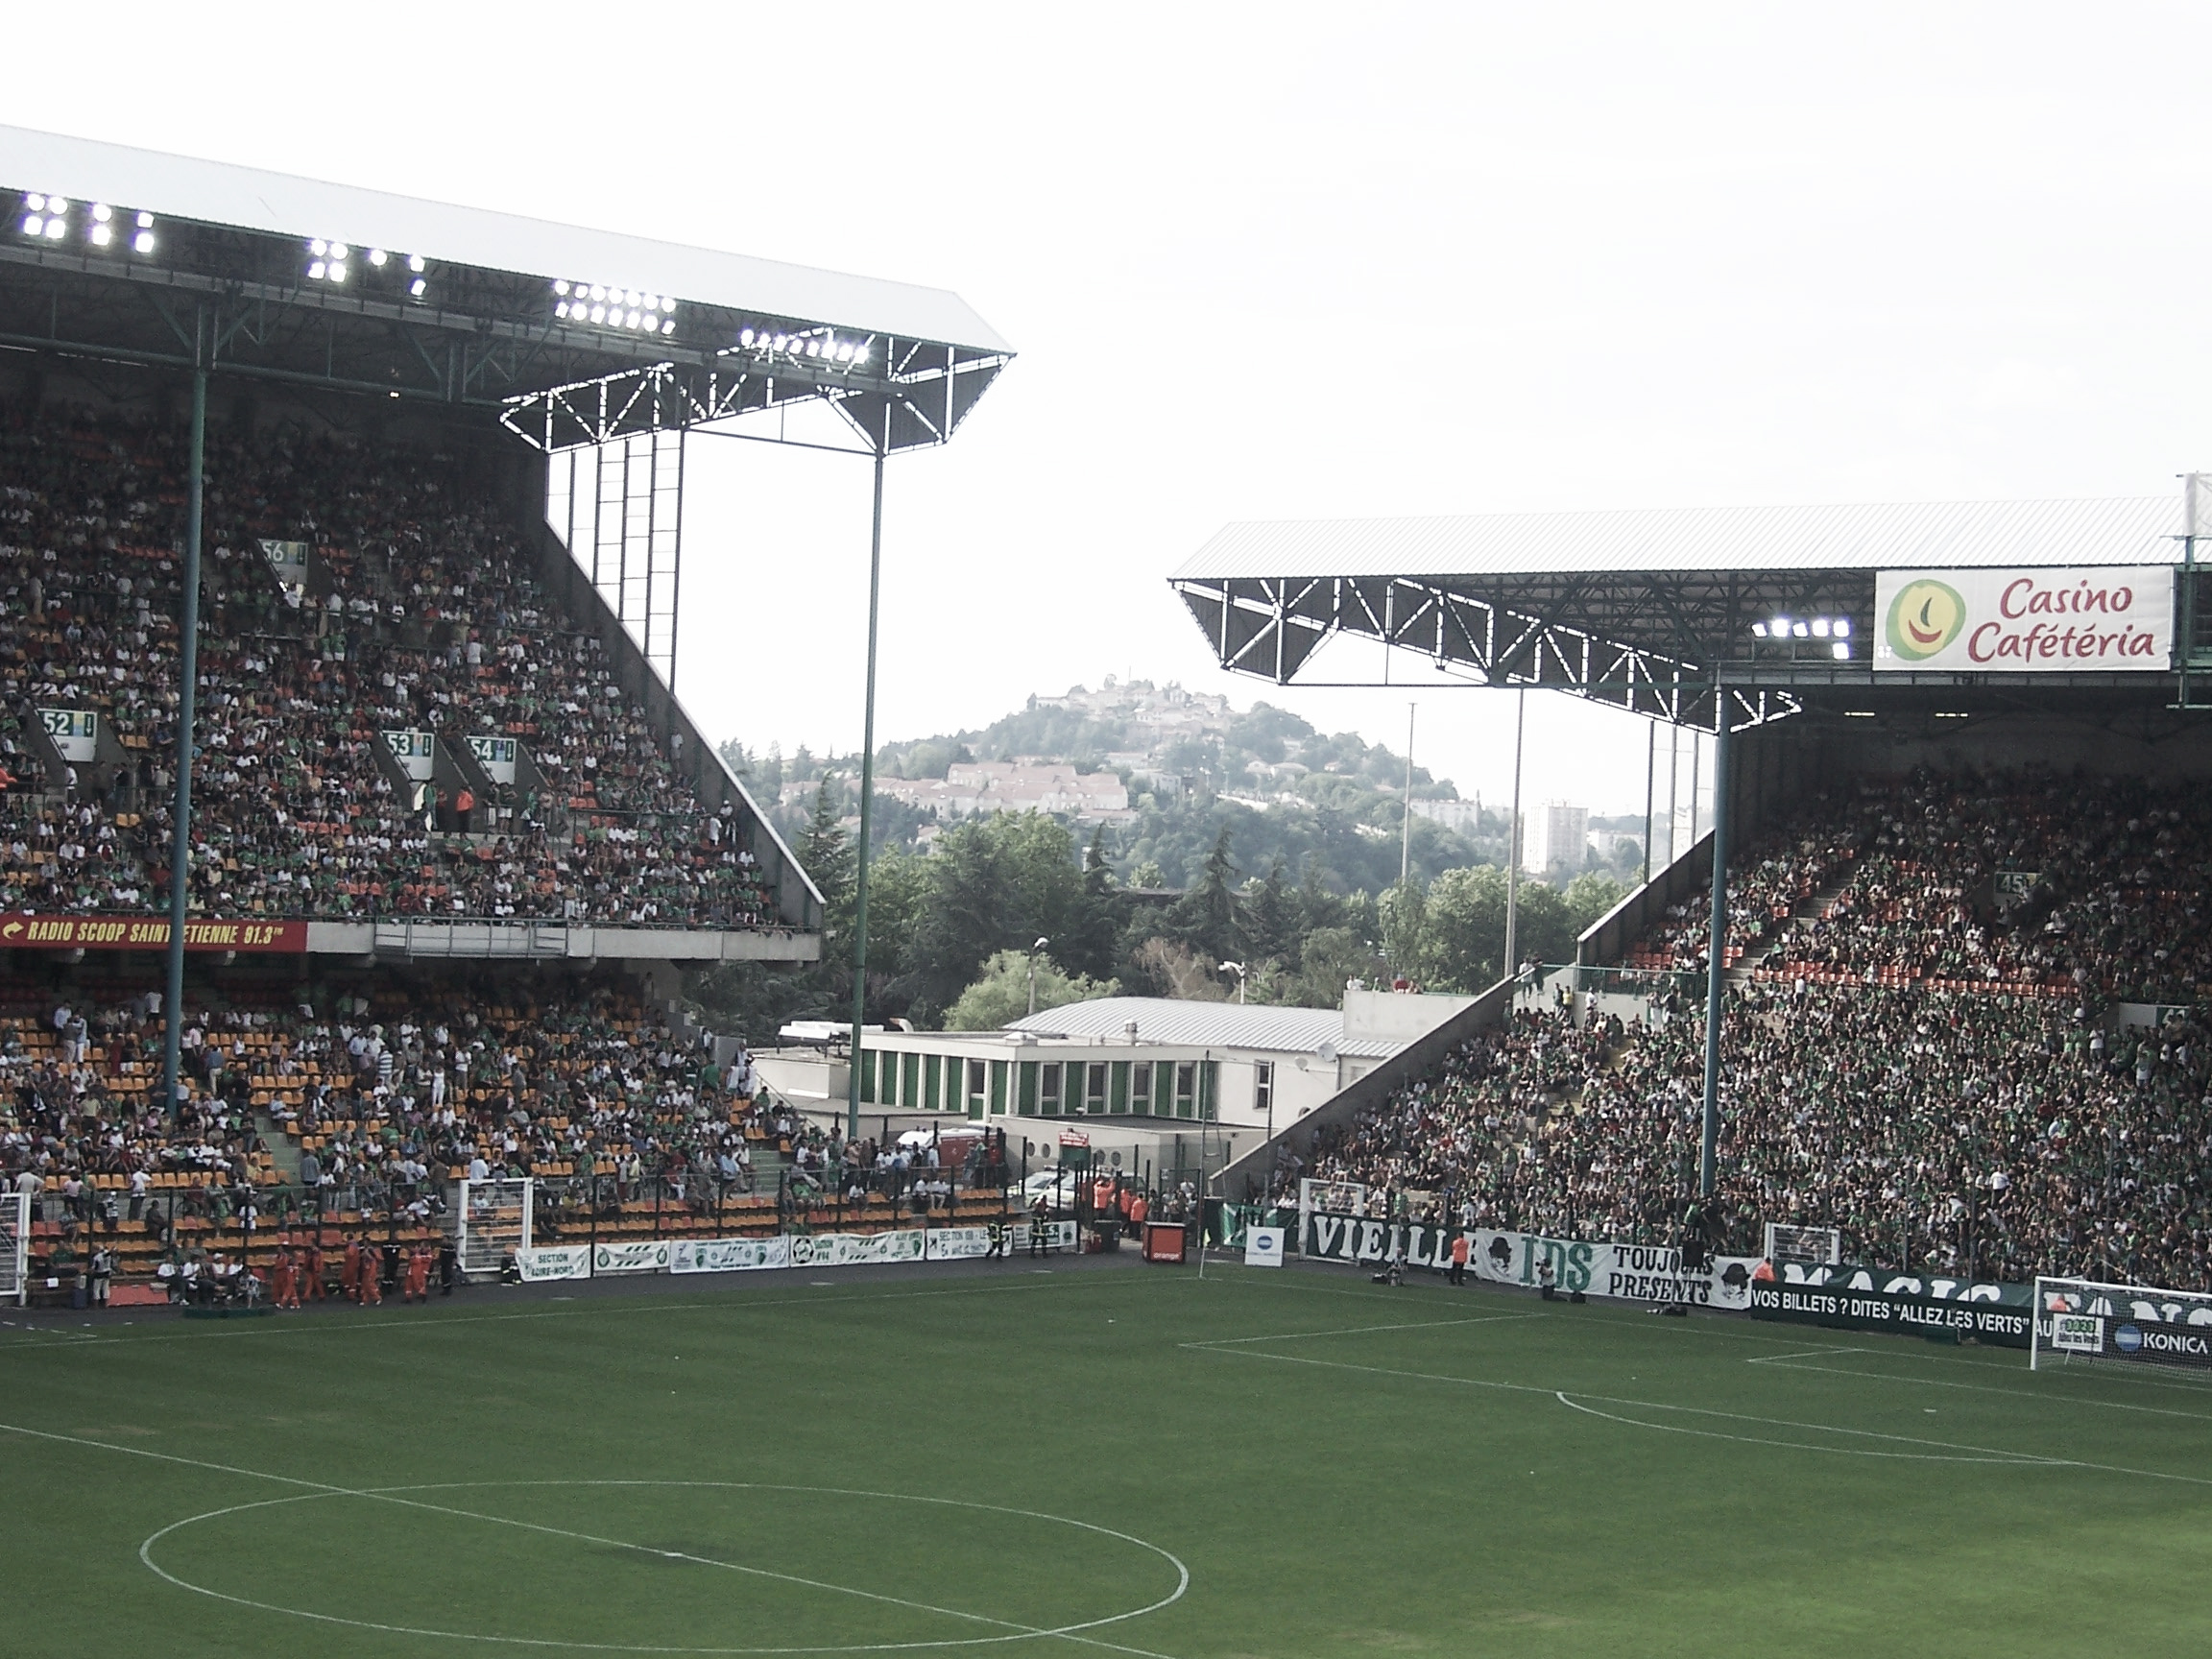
[{"left": 1172, "top": 570, "right": 1816, "bottom": 732}]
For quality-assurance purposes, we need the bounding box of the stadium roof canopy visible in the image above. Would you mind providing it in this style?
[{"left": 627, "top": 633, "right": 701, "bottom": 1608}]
[
  {"left": 1172, "top": 496, "right": 2196, "bottom": 732},
  {"left": 0, "top": 123, "right": 1010, "bottom": 454}
]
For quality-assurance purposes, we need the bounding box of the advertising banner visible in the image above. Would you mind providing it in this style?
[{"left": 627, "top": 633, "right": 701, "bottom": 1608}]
[
  {"left": 1298, "top": 1212, "right": 1760, "bottom": 1310},
  {"left": 2032, "top": 1281, "right": 2212, "bottom": 1366},
  {"left": 592, "top": 1240, "right": 672, "bottom": 1275},
  {"left": 1873, "top": 566, "right": 2173, "bottom": 672},
  {"left": 669, "top": 1237, "right": 789, "bottom": 1274},
  {"left": 1245, "top": 1227, "right": 1286, "bottom": 1268},
  {"left": 1750, "top": 1279, "right": 2032, "bottom": 1347},
  {"left": 0, "top": 915, "right": 308, "bottom": 952},
  {"left": 787, "top": 1230, "right": 927, "bottom": 1268},
  {"left": 515, "top": 1245, "right": 591, "bottom": 1283}
]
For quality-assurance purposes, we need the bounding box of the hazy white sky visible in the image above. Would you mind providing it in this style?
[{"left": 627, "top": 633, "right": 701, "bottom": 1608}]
[{"left": 13, "top": 3, "right": 2212, "bottom": 816}]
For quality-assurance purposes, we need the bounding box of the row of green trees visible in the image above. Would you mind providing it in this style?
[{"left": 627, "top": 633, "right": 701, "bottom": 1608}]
[{"left": 686, "top": 784, "right": 1627, "bottom": 1042}]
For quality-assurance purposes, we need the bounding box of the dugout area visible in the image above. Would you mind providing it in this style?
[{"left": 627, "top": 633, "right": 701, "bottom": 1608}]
[{"left": 3, "top": 1258, "right": 2208, "bottom": 1659}]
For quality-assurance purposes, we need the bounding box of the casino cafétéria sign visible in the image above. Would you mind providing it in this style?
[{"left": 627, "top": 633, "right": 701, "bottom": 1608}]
[{"left": 1873, "top": 566, "right": 2174, "bottom": 672}]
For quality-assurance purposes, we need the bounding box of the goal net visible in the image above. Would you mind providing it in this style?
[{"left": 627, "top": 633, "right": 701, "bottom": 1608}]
[
  {"left": 2032, "top": 1275, "right": 2212, "bottom": 1375},
  {"left": 1764, "top": 1223, "right": 1841, "bottom": 1265}
]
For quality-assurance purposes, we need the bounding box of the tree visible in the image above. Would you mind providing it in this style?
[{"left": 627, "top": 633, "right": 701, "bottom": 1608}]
[
  {"left": 895, "top": 811, "right": 1090, "bottom": 1024},
  {"left": 1061, "top": 825, "right": 1120, "bottom": 980},
  {"left": 944, "top": 950, "right": 1118, "bottom": 1031},
  {"left": 1129, "top": 937, "right": 1228, "bottom": 1001},
  {"left": 1380, "top": 878, "right": 1430, "bottom": 984},
  {"left": 1244, "top": 857, "right": 1296, "bottom": 966},
  {"left": 1174, "top": 824, "right": 1240, "bottom": 961},
  {"left": 1257, "top": 926, "right": 1382, "bottom": 1009}
]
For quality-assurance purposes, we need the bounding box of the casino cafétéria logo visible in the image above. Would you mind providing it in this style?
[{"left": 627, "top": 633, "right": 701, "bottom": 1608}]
[{"left": 1885, "top": 578, "right": 1967, "bottom": 661}]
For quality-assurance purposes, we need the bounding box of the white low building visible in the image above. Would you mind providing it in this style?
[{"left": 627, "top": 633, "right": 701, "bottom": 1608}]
[{"left": 753, "top": 990, "right": 1475, "bottom": 1179}]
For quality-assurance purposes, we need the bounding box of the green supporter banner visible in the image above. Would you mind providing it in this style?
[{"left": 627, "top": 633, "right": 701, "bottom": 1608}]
[
  {"left": 1748, "top": 1265, "right": 2034, "bottom": 1347},
  {"left": 1298, "top": 1211, "right": 1761, "bottom": 1310}
]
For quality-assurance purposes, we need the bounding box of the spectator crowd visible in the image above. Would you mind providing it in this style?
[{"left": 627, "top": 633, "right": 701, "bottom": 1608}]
[
  {"left": 0, "top": 406, "right": 780, "bottom": 928},
  {"left": 1287, "top": 767, "right": 2212, "bottom": 1291}
]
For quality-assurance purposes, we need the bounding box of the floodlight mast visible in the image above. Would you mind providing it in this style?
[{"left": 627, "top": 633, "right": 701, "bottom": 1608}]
[{"left": 847, "top": 410, "right": 890, "bottom": 1144}]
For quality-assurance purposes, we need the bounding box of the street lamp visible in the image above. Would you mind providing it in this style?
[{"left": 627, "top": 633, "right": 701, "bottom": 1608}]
[
  {"left": 1219, "top": 961, "right": 1246, "bottom": 1004},
  {"left": 1026, "top": 938, "right": 1050, "bottom": 1017}
]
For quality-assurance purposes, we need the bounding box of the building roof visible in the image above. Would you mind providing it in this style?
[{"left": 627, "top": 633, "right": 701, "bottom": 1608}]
[
  {"left": 0, "top": 122, "right": 1010, "bottom": 352},
  {"left": 1174, "top": 497, "right": 2179, "bottom": 584},
  {"left": 1004, "top": 998, "right": 1395, "bottom": 1058}
]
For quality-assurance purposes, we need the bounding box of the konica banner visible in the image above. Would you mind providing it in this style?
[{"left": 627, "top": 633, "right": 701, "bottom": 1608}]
[
  {"left": 1873, "top": 566, "right": 2174, "bottom": 672},
  {"left": 2033, "top": 1280, "right": 2212, "bottom": 1366},
  {"left": 1298, "top": 1212, "right": 1761, "bottom": 1310}
]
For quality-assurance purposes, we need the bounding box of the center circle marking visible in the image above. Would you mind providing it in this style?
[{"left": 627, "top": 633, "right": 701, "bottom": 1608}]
[{"left": 139, "top": 1479, "right": 1189, "bottom": 1653}]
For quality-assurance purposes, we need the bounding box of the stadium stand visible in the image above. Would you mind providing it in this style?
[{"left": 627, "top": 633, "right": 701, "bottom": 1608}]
[
  {"left": 1282, "top": 767, "right": 2212, "bottom": 1291},
  {"left": 0, "top": 407, "right": 779, "bottom": 927}
]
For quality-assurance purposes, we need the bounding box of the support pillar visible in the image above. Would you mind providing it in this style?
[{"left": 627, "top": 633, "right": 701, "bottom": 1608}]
[
  {"left": 1699, "top": 691, "right": 1733, "bottom": 1200},
  {"left": 159, "top": 363, "right": 207, "bottom": 1116}
]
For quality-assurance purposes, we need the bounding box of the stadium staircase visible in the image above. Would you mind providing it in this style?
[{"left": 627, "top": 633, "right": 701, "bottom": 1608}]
[
  {"left": 254, "top": 1112, "right": 304, "bottom": 1186},
  {"left": 1726, "top": 868, "right": 1858, "bottom": 988}
]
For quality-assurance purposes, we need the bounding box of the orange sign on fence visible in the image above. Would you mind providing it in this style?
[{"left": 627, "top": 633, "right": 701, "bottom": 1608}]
[{"left": 0, "top": 915, "right": 309, "bottom": 952}]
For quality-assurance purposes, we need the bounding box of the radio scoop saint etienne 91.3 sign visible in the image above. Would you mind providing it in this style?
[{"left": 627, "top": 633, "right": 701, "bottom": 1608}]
[{"left": 1873, "top": 566, "right": 2174, "bottom": 672}]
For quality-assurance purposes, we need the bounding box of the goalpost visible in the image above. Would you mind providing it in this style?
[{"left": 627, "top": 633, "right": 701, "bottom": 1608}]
[
  {"left": 0, "top": 1190, "right": 26, "bottom": 1307},
  {"left": 2032, "top": 1275, "right": 2212, "bottom": 1375},
  {"left": 1763, "top": 1223, "right": 1841, "bottom": 1265},
  {"left": 455, "top": 1178, "right": 534, "bottom": 1281}
]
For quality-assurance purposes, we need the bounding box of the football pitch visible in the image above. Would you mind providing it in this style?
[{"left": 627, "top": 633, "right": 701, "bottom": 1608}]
[{"left": 2, "top": 1258, "right": 2208, "bottom": 1658}]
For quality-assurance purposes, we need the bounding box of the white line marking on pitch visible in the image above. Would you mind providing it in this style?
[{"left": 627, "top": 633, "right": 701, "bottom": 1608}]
[
  {"left": 0, "top": 1423, "right": 1188, "bottom": 1658},
  {"left": 1183, "top": 1312, "right": 1543, "bottom": 1348},
  {"left": 1551, "top": 1391, "right": 2055, "bottom": 1463},
  {"left": 1187, "top": 1341, "right": 2212, "bottom": 1487},
  {"left": 1743, "top": 1358, "right": 2212, "bottom": 1423}
]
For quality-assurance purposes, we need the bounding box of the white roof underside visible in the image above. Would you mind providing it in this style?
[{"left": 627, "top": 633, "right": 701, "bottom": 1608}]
[
  {"left": 0, "top": 123, "right": 1010, "bottom": 352},
  {"left": 1005, "top": 998, "right": 1395, "bottom": 1058},
  {"left": 1176, "top": 497, "right": 2182, "bottom": 581}
]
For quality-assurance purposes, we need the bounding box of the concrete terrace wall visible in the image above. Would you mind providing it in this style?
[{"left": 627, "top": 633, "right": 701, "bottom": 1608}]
[{"left": 1214, "top": 974, "right": 1519, "bottom": 1201}]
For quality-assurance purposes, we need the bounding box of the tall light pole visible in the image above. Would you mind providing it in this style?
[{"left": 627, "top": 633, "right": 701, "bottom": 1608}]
[
  {"left": 846, "top": 421, "right": 890, "bottom": 1144},
  {"left": 1399, "top": 702, "right": 1416, "bottom": 889},
  {"left": 1219, "top": 961, "right": 1246, "bottom": 1004},
  {"left": 1026, "top": 937, "right": 1051, "bottom": 1017},
  {"left": 1503, "top": 687, "right": 1526, "bottom": 992}
]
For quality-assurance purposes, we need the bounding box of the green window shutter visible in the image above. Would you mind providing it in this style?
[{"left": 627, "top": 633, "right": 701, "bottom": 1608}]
[
  {"left": 1018, "top": 1061, "right": 1038, "bottom": 1116},
  {"left": 1111, "top": 1061, "right": 1130, "bottom": 1114},
  {"left": 902, "top": 1053, "right": 920, "bottom": 1111},
  {"left": 858, "top": 1050, "right": 877, "bottom": 1105},
  {"left": 925, "top": 1055, "right": 942, "bottom": 1112},
  {"left": 990, "top": 1061, "right": 1008, "bottom": 1116},
  {"left": 1201, "top": 1060, "right": 1218, "bottom": 1121}
]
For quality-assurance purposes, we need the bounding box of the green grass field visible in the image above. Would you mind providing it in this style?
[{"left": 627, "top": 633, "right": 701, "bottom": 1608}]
[{"left": 3, "top": 1258, "right": 2208, "bottom": 1658}]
